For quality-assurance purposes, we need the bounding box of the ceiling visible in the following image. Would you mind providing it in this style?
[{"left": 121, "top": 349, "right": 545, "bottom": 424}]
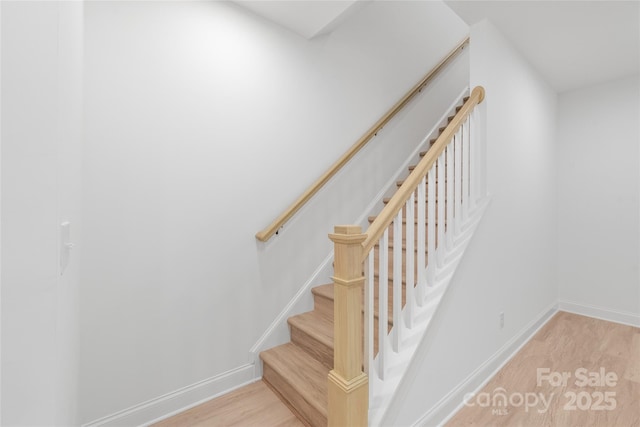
[
  {"left": 232, "top": 0, "right": 366, "bottom": 39},
  {"left": 232, "top": 0, "right": 639, "bottom": 93},
  {"left": 445, "top": 0, "right": 640, "bottom": 92}
]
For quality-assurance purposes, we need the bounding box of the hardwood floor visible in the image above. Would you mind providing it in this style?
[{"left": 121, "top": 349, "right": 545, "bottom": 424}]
[
  {"left": 447, "top": 311, "right": 640, "bottom": 427},
  {"left": 152, "top": 381, "right": 305, "bottom": 427},
  {"left": 154, "top": 312, "right": 638, "bottom": 427}
]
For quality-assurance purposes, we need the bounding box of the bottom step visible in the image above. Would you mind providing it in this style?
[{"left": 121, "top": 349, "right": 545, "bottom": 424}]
[{"left": 261, "top": 343, "right": 329, "bottom": 427}]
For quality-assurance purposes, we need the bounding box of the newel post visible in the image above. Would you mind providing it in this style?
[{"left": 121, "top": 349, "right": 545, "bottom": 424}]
[{"left": 328, "top": 225, "right": 368, "bottom": 427}]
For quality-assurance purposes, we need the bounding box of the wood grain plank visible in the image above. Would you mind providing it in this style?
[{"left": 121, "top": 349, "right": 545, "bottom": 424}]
[
  {"left": 447, "top": 312, "right": 640, "bottom": 427},
  {"left": 261, "top": 343, "right": 329, "bottom": 427},
  {"left": 152, "top": 381, "right": 304, "bottom": 427},
  {"left": 289, "top": 311, "right": 334, "bottom": 369}
]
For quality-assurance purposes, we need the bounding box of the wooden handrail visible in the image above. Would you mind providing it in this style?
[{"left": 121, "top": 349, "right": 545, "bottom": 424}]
[
  {"left": 361, "top": 85, "right": 485, "bottom": 256},
  {"left": 255, "top": 37, "right": 470, "bottom": 242}
]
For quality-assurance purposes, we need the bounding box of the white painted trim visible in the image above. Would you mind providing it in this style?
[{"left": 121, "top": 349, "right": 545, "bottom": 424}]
[
  {"left": 410, "top": 302, "right": 558, "bottom": 427},
  {"left": 82, "top": 364, "right": 256, "bottom": 427},
  {"left": 557, "top": 300, "right": 640, "bottom": 328},
  {"left": 248, "top": 251, "right": 333, "bottom": 373}
]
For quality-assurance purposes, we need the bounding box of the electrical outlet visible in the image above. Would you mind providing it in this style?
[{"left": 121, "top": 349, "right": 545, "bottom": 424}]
[{"left": 499, "top": 312, "right": 505, "bottom": 329}]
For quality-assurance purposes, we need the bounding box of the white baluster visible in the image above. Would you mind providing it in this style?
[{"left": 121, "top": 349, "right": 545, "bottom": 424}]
[
  {"left": 446, "top": 143, "right": 454, "bottom": 250},
  {"left": 417, "top": 176, "right": 426, "bottom": 304},
  {"left": 392, "top": 213, "right": 402, "bottom": 352},
  {"left": 454, "top": 128, "right": 462, "bottom": 235},
  {"left": 462, "top": 120, "right": 470, "bottom": 219},
  {"left": 477, "top": 108, "right": 487, "bottom": 198},
  {"left": 365, "top": 251, "right": 374, "bottom": 379},
  {"left": 468, "top": 117, "right": 472, "bottom": 191},
  {"left": 405, "top": 195, "right": 415, "bottom": 328},
  {"left": 378, "top": 230, "right": 389, "bottom": 380},
  {"left": 473, "top": 109, "right": 482, "bottom": 203},
  {"left": 427, "top": 166, "right": 436, "bottom": 285},
  {"left": 437, "top": 153, "right": 446, "bottom": 267},
  {"left": 468, "top": 113, "right": 476, "bottom": 210},
  {"left": 467, "top": 117, "right": 473, "bottom": 206}
]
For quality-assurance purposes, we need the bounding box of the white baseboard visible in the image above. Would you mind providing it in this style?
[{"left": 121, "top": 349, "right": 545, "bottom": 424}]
[
  {"left": 82, "top": 304, "right": 637, "bottom": 427},
  {"left": 82, "top": 364, "right": 256, "bottom": 427},
  {"left": 411, "top": 302, "right": 558, "bottom": 427},
  {"left": 557, "top": 300, "right": 640, "bottom": 328}
]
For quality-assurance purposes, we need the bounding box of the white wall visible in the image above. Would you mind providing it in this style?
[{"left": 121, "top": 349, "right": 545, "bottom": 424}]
[
  {"left": 80, "top": 0, "right": 469, "bottom": 423},
  {"left": 384, "top": 20, "right": 559, "bottom": 425},
  {"left": 1, "top": 1, "right": 83, "bottom": 425},
  {"left": 557, "top": 74, "right": 640, "bottom": 321},
  {"left": 0, "top": 1, "right": 3, "bottom": 418}
]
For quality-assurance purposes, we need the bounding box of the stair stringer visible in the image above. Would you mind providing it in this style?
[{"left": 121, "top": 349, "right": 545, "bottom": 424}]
[{"left": 368, "top": 196, "right": 492, "bottom": 426}]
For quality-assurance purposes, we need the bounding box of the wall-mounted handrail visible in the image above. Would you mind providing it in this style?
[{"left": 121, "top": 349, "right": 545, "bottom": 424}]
[
  {"left": 361, "top": 85, "right": 485, "bottom": 256},
  {"left": 255, "top": 36, "right": 470, "bottom": 242}
]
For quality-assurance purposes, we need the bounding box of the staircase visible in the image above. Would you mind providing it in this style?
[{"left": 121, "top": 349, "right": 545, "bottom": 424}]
[{"left": 259, "top": 96, "right": 474, "bottom": 427}]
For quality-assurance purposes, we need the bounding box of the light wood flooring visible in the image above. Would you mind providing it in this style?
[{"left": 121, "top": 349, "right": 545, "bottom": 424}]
[
  {"left": 447, "top": 311, "right": 640, "bottom": 426},
  {"left": 152, "top": 380, "right": 304, "bottom": 427},
  {"left": 154, "top": 311, "right": 639, "bottom": 426}
]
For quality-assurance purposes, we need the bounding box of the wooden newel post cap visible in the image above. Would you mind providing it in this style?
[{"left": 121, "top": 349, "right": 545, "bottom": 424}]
[
  {"left": 329, "top": 225, "right": 366, "bottom": 283},
  {"left": 334, "top": 225, "right": 361, "bottom": 235},
  {"left": 329, "top": 225, "right": 366, "bottom": 244}
]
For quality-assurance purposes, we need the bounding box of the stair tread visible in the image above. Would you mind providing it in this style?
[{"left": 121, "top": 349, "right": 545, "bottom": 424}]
[
  {"left": 260, "top": 343, "right": 329, "bottom": 418},
  {"left": 288, "top": 311, "right": 333, "bottom": 349},
  {"left": 311, "top": 283, "right": 334, "bottom": 301}
]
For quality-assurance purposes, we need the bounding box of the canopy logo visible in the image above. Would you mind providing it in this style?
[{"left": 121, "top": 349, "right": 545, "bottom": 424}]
[
  {"left": 463, "top": 367, "right": 619, "bottom": 416},
  {"left": 463, "top": 388, "right": 553, "bottom": 415}
]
